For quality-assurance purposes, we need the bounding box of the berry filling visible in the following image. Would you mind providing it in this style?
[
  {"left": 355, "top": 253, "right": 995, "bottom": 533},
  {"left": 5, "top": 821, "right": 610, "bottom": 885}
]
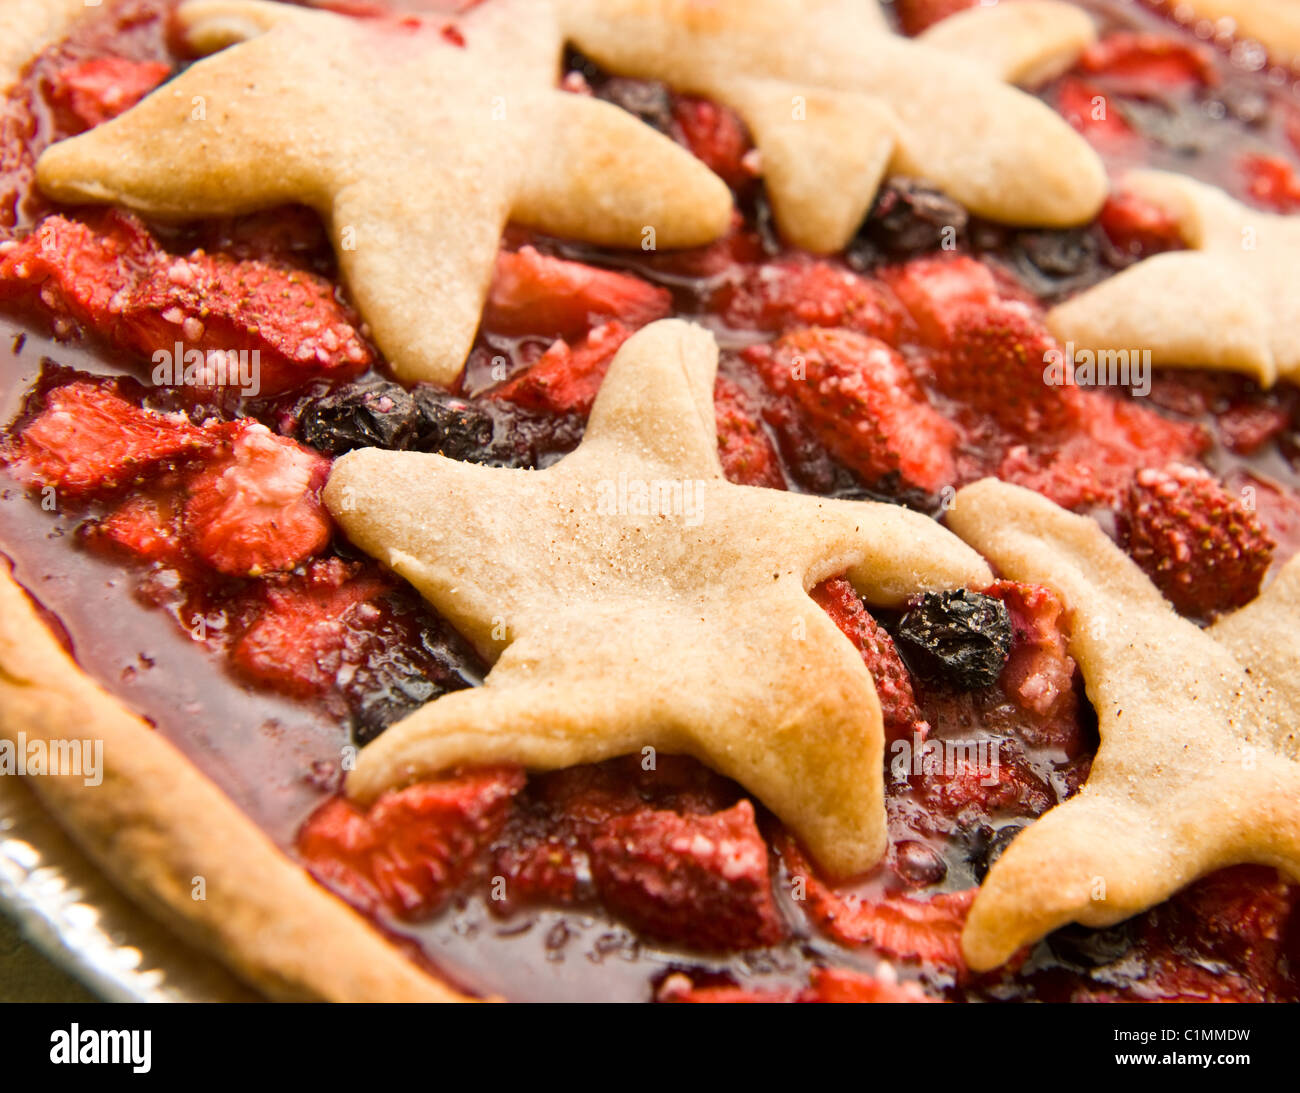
[{"left": 0, "top": 0, "right": 1298, "bottom": 1002}]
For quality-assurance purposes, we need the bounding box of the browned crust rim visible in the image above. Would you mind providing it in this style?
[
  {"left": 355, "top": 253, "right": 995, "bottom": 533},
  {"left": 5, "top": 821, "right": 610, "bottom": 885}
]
[{"left": 0, "top": 560, "right": 477, "bottom": 1002}]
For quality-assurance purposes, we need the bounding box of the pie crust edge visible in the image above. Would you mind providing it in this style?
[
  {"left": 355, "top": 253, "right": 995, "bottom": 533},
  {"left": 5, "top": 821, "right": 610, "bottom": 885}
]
[{"left": 0, "top": 563, "right": 475, "bottom": 1002}]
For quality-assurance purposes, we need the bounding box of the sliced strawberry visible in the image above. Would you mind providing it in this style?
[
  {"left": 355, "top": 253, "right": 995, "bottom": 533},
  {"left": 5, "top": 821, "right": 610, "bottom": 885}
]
[
  {"left": 297, "top": 766, "right": 526, "bottom": 920},
  {"left": 587, "top": 799, "right": 786, "bottom": 951},
  {"left": 1079, "top": 32, "right": 1218, "bottom": 93},
  {"left": 811, "top": 577, "right": 926, "bottom": 745},
  {"left": 0, "top": 212, "right": 371, "bottom": 394},
  {"left": 1, "top": 381, "right": 212, "bottom": 497},
  {"left": 783, "top": 835, "right": 975, "bottom": 969},
  {"left": 644, "top": 211, "right": 766, "bottom": 280},
  {"left": 1119, "top": 463, "right": 1274, "bottom": 617},
  {"left": 50, "top": 56, "right": 171, "bottom": 130},
  {"left": 894, "top": 0, "right": 980, "bottom": 36},
  {"left": 1055, "top": 78, "right": 1138, "bottom": 147},
  {"left": 230, "top": 558, "right": 388, "bottom": 698},
  {"left": 122, "top": 250, "right": 371, "bottom": 395},
  {"left": 714, "top": 375, "right": 785, "bottom": 488},
  {"left": 1217, "top": 401, "right": 1292, "bottom": 456},
  {"left": 712, "top": 256, "right": 907, "bottom": 342},
  {"left": 87, "top": 491, "right": 189, "bottom": 568},
  {"left": 987, "top": 581, "right": 1081, "bottom": 751},
  {"left": 933, "top": 301, "right": 1082, "bottom": 439},
  {"left": 1097, "top": 189, "right": 1184, "bottom": 259},
  {"left": 489, "top": 321, "right": 632, "bottom": 417},
  {"left": 491, "top": 834, "right": 589, "bottom": 911},
  {"left": 879, "top": 255, "right": 999, "bottom": 345},
  {"left": 182, "top": 422, "right": 332, "bottom": 577},
  {"left": 671, "top": 95, "right": 754, "bottom": 189},
  {"left": 914, "top": 746, "right": 1055, "bottom": 824},
  {"left": 1240, "top": 153, "right": 1300, "bottom": 215},
  {"left": 0, "top": 211, "right": 157, "bottom": 328},
  {"left": 806, "top": 966, "right": 938, "bottom": 1003},
  {"left": 744, "top": 327, "right": 957, "bottom": 492},
  {"left": 998, "top": 395, "right": 1209, "bottom": 510},
  {"left": 484, "top": 246, "right": 670, "bottom": 339}
]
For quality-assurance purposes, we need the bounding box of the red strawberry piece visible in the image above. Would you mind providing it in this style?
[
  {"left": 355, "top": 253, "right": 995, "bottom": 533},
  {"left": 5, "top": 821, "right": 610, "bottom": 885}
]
[
  {"left": 183, "top": 421, "right": 332, "bottom": 577},
  {"left": 986, "top": 580, "right": 1081, "bottom": 751},
  {"left": 805, "top": 966, "right": 938, "bottom": 1003},
  {"left": 587, "top": 799, "right": 786, "bottom": 951},
  {"left": 0, "top": 212, "right": 371, "bottom": 395},
  {"left": 998, "top": 395, "right": 1209, "bottom": 510},
  {"left": 87, "top": 491, "right": 189, "bottom": 569},
  {"left": 1159, "top": 866, "right": 1297, "bottom": 994},
  {"left": 50, "top": 56, "right": 171, "bottom": 130},
  {"left": 489, "top": 321, "right": 633, "bottom": 416},
  {"left": 297, "top": 766, "right": 526, "bottom": 920},
  {"left": 782, "top": 834, "right": 975, "bottom": 970},
  {"left": 879, "top": 254, "right": 999, "bottom": 346},
  {"left": 712, "top": 256, "right": 907, "bottom": 342},
  {"left": 1, "top": 380, "right": 212, "bottom": 497},
  {"left": 671, "top": 95, "right": 754, "bottom": 189},
  {"left": 484, "top": 246, "right": 670, "bottom": 339},
  {"left": 492, "top": 834, "right": 589, "bottom": 911},
  {"left": 1217, "top": 401, "right": 1291, "bottom": 456},
  {"left": 1055, "top": 78, "right": 1138, "bottom": 147},
  {"left": 123, "top": 250, "right": 371, "bottom": 395},
  {"left": 811, "top": 576, "right": 926, "bottom": 745},
  {"left": 932, "top": 301, "right": 1083, "bottom": 438},
  {"left": 713, "top": 375, "right": 785, "bottom": 488},
  {"left": 0, "top": 211, "right": 157, "bottom": 329},
  {"left": 1119, "top": 463, "right": 1275, "bottom": 617},
  {"left": 1079, "top": 32, "right": 1218, "bottom": 93},
  {"left": 745, "top": 328, "right": 957, "bottom": 492},
  {"left": 230, "top": 558, "right": 388, "bottom": 697},
  {"left": 914, "top": 745, "right": 1055, "bottom": 825},
  {"left": 644, "top": 211, "right": 766, "bottom": 280},
  {"left": 1098, "top": 190, "right": 1185, "bottom": 258},
  {"left": 1223, "top": 470, "right": 1300, "bottom": 571},
  {"left": 1240, "top": 153, "right": 1300, "bottom": 215},
  {"left": 894, "top": 0, "right": 980, "bottom": 36}
]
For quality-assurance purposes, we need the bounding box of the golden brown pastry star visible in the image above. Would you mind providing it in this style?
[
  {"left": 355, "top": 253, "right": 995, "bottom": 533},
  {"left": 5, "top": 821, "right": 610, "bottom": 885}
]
[
  {"left": 949, "top": 478, "right": 1300, "bottom": 971},
  {"left": 559, "top": 0, "right": 1106, "bottom": 252},
  {"left": 326, "top": 319, "right": 993, "bottom": 877},
  {"left": 1048, "top": 170, "right": 1300, "bottom": 387},
  {"left": 34, "top": 0, "right": 732, "bottom": 386}
]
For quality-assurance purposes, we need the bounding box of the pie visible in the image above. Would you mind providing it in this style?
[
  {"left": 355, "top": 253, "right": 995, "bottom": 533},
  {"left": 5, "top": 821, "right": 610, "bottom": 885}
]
[{"left": 1, "top": 0, "right": 1298, "bottom": 1004}]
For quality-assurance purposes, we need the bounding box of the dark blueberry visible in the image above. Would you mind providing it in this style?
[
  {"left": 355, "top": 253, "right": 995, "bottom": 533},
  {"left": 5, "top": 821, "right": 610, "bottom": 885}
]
[
  {"left": 1046, "top": 920, "right": 1136, "bottom": 969},
  {"left": 1017, "top": 228, "right": 1099, "bottom": 280},
  {"left": 831, "top": 471, "right": 944, "bottom": 516},
  {"left": 298, "top": 380, "right": 419, "bottom": 454},
  {"left": 596, "top": 77, "right": 674, "bottom": 133},
  {"left": 969, "top": 822, "right": 1025, "bottom": 884},
  {"left": 894, "top": 588, "right": 1012, "bottom": 690},
  {"left": 411, "top": 387, "right": 585, "bottom": 469},
  {"left": 344, "top": 603, "right": 482, "bottom": 746},
  {"left": 411, "top": 386, "right": 496, "bottom": 459},
  {"left": 851, "top": 178, "right": 968, "bottom": 264}
]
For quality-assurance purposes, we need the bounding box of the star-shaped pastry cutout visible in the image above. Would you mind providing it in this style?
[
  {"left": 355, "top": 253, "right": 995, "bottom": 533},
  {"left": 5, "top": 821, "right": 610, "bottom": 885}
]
[
  {"left": 1048, "top": 170, "right": 1300, "bottom": 388},
  {"left": 326, "top": 319, "right": 993, "bottom": 877},
  {"left": 947, "top": 478, "right": 1300, "bottom": 971},
  {"left": 33, "top": 0, "right": 732, "bottom": 386},
  {"left": 559, "top": 0, "right": 1106, "bottom": 252}
]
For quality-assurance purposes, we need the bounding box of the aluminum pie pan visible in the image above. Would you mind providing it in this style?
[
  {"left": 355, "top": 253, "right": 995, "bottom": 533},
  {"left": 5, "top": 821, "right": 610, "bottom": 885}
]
[{"left": 0, "top": 773, "right": 255, "bottom": 1002}]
